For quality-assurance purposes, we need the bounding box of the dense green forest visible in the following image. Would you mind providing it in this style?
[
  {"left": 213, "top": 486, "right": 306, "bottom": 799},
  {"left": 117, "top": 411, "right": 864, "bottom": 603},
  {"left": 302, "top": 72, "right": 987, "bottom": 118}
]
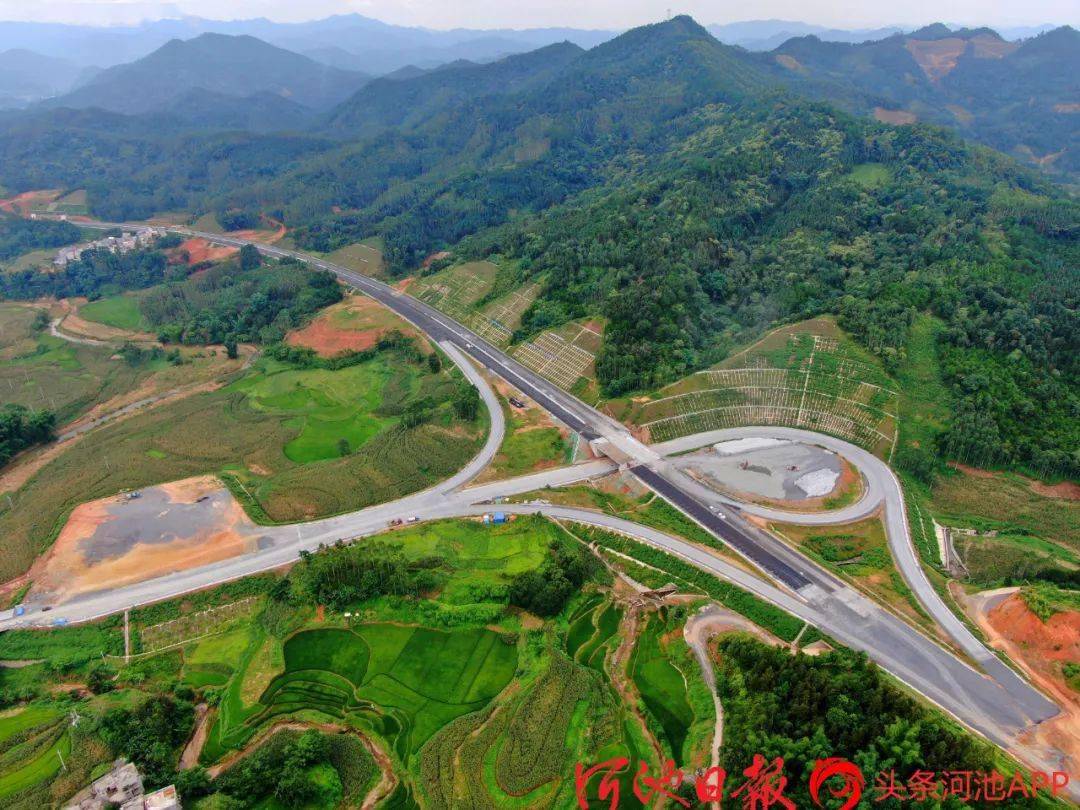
[
  {"left": 142, "top": 255, "right": 342, "bottom": 345},
  {"left": 0, "top": 244, "right": 172, "bottom": 299},
  {"left": 460, "top": 103, "right": 1077, "bottom": 475},
  {"left": 769, "top": 25, "right": 1080, "bottom": 181},
  {"left": 0, "top": 216, "right": 81, "bottom": 261},
  {"left": 0, "top": 16, "right": 1074, "bottom": 476},
  {"left": 714, "top": 636, "right": 1059, "bottom": 808}
]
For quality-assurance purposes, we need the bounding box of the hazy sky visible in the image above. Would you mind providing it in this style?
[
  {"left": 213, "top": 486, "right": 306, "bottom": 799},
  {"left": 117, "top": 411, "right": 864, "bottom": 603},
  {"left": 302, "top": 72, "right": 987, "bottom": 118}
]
[{"left": 0, "top": 0, "right": 1074, "bottom": 29}]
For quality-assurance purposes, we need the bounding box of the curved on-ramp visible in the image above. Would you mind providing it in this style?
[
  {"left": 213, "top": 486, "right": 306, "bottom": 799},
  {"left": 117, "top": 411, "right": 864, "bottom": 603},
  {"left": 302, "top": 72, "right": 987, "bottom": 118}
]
[{"left": 18, "top": 220, "right": 1062, "bottom": 778}]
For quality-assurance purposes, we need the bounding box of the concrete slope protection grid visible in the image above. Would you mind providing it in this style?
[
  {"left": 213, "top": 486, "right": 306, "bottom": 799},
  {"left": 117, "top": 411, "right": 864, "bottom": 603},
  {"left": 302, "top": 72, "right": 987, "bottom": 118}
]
[{"left": 24, "top": 220, "right": 1058, "bottom": 754}]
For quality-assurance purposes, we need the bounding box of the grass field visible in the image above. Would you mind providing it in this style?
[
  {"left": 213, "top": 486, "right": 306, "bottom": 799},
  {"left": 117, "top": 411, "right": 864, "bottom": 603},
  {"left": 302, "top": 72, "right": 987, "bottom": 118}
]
[
  {"left": 208, "top": 624, "right": 518, "bottom": 765},
  {"left": 0, "top": 620, "right": 123, "bottom": 666},
  {"left": 614, "top": 318, "right": 899, "bottom": 457},
  {"left": 847, "top": 162, "right": 892, "bottom": 188},
  {"left": 959, "top": 532, "right": 1080, "bottom": 586},
  {"left": 479, "top": 392, "right": 568, "bottom": 481},
  {"left": 323, "top": 240, "right": 385, "bottom": 278},
  {"left": 930, "top": 467, "right": 1079, "bottom": 554},
  {"left": 380, "top": 516, "right": 554, "bottom": 606},
  {"left": 0, "top": 707, "right": 70, "bottom": 801},
  {"left": 628, "top": 611, "right": 695, "bottom": 761},
  {"left": 78, "top": 293, "right": 150, "bottom": 332},
  {"left": 0, "top": 350, "right": 484, "bottom": 582},
  {"left": 234, "top": 361, "right": 398, "bottom": 463}
]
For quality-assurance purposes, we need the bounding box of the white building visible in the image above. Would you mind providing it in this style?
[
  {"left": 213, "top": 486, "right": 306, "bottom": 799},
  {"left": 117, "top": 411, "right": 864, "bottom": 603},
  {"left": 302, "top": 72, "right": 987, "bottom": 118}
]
[
  {"left": 62, "top": 760, "right": 181, "bottom": 810},
  {"left": 53, "top": 227, "right": 164, "bottom": 268}
]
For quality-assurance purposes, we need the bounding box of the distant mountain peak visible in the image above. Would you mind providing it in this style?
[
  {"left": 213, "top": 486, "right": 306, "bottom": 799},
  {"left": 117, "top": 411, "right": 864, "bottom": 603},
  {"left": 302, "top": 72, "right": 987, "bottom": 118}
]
[
  {"left": 909, "top": 23, "right": 956, "bottom": 40},
  {"left": 45, "top": 32, "right": 368, "bottom": 116}
]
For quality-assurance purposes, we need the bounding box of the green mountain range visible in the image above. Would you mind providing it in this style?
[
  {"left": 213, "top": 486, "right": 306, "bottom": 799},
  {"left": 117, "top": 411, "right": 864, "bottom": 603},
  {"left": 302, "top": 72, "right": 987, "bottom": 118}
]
[
  {"left": 767, "top": 24, "right": 1080, "bottom": 180},
  {"left": 45, "top": 32, "right": 369, "bottom": 114},
  {"left": 0, "top": 15, "right": 1075, "bottom": 476}
]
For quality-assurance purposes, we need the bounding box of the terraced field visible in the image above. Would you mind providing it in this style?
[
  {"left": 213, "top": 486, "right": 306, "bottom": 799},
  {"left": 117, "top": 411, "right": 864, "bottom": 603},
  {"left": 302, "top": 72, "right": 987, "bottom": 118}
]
[
  {"left": 512, "top": 319, "right": 604, "bottom": 397},
  {"left": 628, "top": 612, "right": 695, "bottom": 762},
  {"left": 0, "top": 706, "right": 69, "bottom": 802},
  {"left": 205, "top": 624, "right": 518, "bottom": 765},
  {"left": 416, "top": 592, "right": 656, "bottom": 809},
  {"left": 411, "top": 262, "right": 500, "bottom": 325},
  {"left": 411, "top": 261, "right": 542, "bottom": 350},
  {"left": 616, "top": 318, "right": 899, "bottom": 457},
  {"left": 565, "top": 596, "right": 622, "bottom": 673}
]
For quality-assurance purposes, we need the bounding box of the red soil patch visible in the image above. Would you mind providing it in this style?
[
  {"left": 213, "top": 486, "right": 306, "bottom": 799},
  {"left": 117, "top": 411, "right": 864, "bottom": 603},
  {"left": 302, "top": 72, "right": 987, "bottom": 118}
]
[
  {"left": 286, "top": 295, "right": 427, "bottom": 358},
  {"left": 989, "top": 595, "right": 1080, "bottom": 664},
  {"left": 230, "top": 218, "right": 286, "bottom": 245},
  {"left": 0, "top": 189, "right": 61, "bottom": 215},
  {"left": 949, "top": 462, "right": 1079, "bottom": 501},
  {"left": 774, "top": 54, "right": 805, "bottom": 72},
  {"left": 874, "top": 107, "right": 917, "bottom": 125},
  {"left": 978, "top": 593, "right": 1080, "bottom": 775},
  {"left": 1031, "top": 480, "right": 1080, "bottom": 501},
  {"left": 394, "top": 277, "right": 415, "bottom": 293},
  {"left": 174, "top": 238, "right": 237, "bottom": 265},
  {"left": 287, "top": 317, "right": 381, "bottom": 356},
  {"left": 422, "top": 251, "right": 451, "bottom": 268},
  {"left": 905, "top": 37, "right": 968, "bottom": 80},
  {"left": 948, "top": 461, "right": 996, "bottom": 479}
]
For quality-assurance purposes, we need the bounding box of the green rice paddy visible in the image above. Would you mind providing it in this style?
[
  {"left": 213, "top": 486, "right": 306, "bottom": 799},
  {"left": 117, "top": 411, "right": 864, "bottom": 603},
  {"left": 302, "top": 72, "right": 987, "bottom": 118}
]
[
  {"left": 79, "top": 293, "right": 149, "bottom": 332},
  {"left": 233, "top": 360, "right": 398, "bottom": 463}
]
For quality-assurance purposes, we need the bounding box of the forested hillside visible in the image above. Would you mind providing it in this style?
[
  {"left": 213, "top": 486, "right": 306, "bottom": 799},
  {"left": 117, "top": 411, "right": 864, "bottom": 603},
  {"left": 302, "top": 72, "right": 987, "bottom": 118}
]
[
  {"left": 768, "top": 24, "right": 1080, "bottom": 181},
  {"left": 457, "top": 99, "right": 1078, "bottom": 476},
  {"left": 0, "top": 15, "right": 1074, "bottom": 478}
]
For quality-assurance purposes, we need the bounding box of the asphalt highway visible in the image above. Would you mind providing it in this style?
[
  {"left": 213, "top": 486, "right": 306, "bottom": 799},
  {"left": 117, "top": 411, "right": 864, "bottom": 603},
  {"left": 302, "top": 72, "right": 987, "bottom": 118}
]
[
  {"left": 45, "top": 220, "right": 1061, "bottom": 770},
  {"left": 630, "top": 464, "right": 813, "bottom": 590}
]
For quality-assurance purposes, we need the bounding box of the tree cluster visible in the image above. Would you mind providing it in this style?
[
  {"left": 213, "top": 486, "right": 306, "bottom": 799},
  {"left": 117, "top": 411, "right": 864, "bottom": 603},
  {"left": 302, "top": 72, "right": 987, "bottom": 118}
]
[
  {"left": 0, "top": 403, "right": 54, "bottom": 467},
  {"left": 508, "top": 537, "right": 598, "bottom": 616},
  {"left": 291, "top": 540, "right": 442, "bottom": 610},
  {"left": 142, "top": 258, "right": 342, "bottom": 346},
  {"left": 0, "top": 215, "right": 81, "bottom": 261},
  {"left": 99, "top": 693, "right": 195, "bottom": 788},
  {"left": 715, "top": 637, "right": 1005, "bottom": 807}
]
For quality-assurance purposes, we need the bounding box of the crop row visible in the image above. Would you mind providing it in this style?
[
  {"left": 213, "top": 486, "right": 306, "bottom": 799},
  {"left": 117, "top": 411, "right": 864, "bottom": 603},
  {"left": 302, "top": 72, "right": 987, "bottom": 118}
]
[{"left": 495, "top": 653, "right": 591, "bottom": 795}]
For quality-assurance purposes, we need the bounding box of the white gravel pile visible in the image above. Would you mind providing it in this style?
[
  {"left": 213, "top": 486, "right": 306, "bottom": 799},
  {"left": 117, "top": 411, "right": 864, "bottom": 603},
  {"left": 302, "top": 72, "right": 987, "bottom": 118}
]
[{"left": 795, "top": 468, "right": 840, "bottom": 497}]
